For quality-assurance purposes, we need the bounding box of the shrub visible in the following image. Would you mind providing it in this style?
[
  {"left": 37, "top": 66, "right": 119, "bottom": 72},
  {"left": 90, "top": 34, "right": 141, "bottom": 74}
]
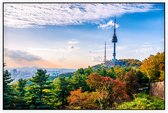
[{"left": 117, "top": 93, "right": 164, "bottom": 110}]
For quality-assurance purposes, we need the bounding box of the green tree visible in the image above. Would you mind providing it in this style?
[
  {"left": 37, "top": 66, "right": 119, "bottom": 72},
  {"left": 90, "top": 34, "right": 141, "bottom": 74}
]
[
  {"left": 71, "top": 68, "right": 91, "bottom": 92},
  {"left": 96, "top": 66, "right": 107, "bottom": 77},
  {"left": 136, "top": 71, "right": 149, "bottom": 84},
  {"left": 84, "top": 66, "right": 94, "bottom": 76},
  {"left": 106, "top": 67, "right": 116, "bottom": 79},
  {"left": 26, "top": 69, "right": 52, "bottom": 109},
  {"left": 15, "top": 79, "right": 28, "bottom": 109},
  {"left": 3, "top": 70, "right": 15, "bottom": 109},
  {"left": 54, "top": 77, "right": 70, "bottom": 109}
]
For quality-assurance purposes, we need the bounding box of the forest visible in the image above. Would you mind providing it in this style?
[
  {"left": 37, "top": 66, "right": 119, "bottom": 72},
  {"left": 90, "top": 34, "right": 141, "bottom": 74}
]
[{"left": 3, "top": 52, "right": 165, "bottom": 110}]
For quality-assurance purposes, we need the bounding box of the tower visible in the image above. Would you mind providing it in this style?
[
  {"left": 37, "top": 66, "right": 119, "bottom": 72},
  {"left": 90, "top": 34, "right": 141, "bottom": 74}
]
[
  {"left": 112, "top": 18, "right": 118, "bottom": 66},
  {"left": 104, "top": 42, "right": 106, "bottom": 63}
]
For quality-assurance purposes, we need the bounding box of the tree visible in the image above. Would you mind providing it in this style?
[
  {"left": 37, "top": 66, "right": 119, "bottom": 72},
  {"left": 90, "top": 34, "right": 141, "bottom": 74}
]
[
  {"left": 86, "top": 73, "right": 130, "bottom": 109},
  {"left": 53, "top": 77, "right": 70, "bottom": 109},
  {"left": 86, "top": 73, "right": 102, "bottom": 91},
  {"left": 3, "top": 70, "right": 15, "bottom": 109},
  {"left": 76, "top": 68, "right": 85, "bottom": 75},
  {"left": 67, "top": 88, "right": 98, "bottom": 109},
  {"left": 15, "top": 79, "right": 28, "bottom": 109},
  {"left": 124, "top": 69, "right": 139, "bottom": 98},
  {"left": 26, "top": 69, "right": 52, "bottom": 109},
  {"left": 101, "top": 77, "right": 130, "bottom": 108},
  {"left": 84, "top": 66, "right": 94, "bottom": 76},
  {"left": 106, "top": 67, "right": 116, "bottom": 79},
  {"left": 140, "top": 52, "right": 164, "bottom": 82},
  {"left": 136, "top": 71, "right": 149, "bottom": 84},
  {"left": 117, "top": 69, "right": 126, "bottom": 81},
  {"left": 96, "top": 66, "right": 107, "bottom": 77},
  {"left": 71, "top": 69, "right": 91, "bottom": 92}
]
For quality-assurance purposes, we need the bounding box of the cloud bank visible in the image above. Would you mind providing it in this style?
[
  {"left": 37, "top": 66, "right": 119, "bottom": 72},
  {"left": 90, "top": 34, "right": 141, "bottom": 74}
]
[
  {"left": 4, "top": 3, "right": 157, "bottom": 28},
  {"left": 5, "top": 48, "right": 41, "bottom": 62}
]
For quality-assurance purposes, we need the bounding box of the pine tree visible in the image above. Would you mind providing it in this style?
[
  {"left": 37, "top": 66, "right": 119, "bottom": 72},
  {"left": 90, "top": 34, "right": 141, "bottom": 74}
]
[
  {"left": 26, "top": 69, "right": 52, "bottom": 109},
  {"left": 3, "top": 70, "right": 15, "bottom": 109},
  {"left": 15, "top": 79, "right": 28, "bottom": 109},
  {"left": 55, "top": 77, "right": 70, "bottom": 109}
]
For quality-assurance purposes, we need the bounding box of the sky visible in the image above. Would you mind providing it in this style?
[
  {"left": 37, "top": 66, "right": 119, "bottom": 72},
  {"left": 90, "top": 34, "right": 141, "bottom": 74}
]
[{"left": 4, "top": 3, "right": 164, "bottom": 69}]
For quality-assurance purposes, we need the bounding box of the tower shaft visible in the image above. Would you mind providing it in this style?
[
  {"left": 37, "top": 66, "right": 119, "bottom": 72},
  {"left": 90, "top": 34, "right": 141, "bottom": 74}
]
[{"left": 113, "top": 42, "right": 116, "bottom": 66}]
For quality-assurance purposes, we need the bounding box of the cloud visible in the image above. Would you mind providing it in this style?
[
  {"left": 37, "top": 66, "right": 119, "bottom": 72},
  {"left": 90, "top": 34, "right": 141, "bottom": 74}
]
[
  {"left": 5, "top": 48, "right": 41, "bottom": 62},
  {"left": 4, "top": 3, "right": 157, "bottom": 28},
  {"left": 98, "top": 20, "right": 119, "bottom": 29}
]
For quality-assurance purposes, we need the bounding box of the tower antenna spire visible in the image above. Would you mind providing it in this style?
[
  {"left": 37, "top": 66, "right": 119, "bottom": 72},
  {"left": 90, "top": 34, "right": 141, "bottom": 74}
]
[
  {"left": 114, "top": 18, "right": 116, "bottom": 35},
  {"left": 104, "top": 41, "right": 106, "bottom": 63}
]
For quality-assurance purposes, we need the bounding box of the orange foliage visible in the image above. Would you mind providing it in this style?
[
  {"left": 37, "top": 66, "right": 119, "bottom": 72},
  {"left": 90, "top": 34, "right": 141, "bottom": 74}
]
[
  {"left": 86, "top": 73, "right": 102, "bottom": 90},
  {"left": 67, "top": 88, "right": 99, "bottom": 109}
]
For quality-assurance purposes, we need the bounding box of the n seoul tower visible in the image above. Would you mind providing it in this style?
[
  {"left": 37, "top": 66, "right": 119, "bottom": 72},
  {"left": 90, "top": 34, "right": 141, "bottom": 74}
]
[{"left": 112, "top": 18, "right": 118, "bottom": 66}]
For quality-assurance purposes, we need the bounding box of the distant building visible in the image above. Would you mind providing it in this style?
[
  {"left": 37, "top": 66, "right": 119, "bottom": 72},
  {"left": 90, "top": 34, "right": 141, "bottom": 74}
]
[{"left": 104, "top": 60, "right": 125, "bottom": 68}]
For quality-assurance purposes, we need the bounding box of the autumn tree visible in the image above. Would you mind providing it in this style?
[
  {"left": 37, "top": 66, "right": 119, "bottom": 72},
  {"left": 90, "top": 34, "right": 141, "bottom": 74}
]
[
  {"left": 67, "top": 88, "right": 99, "bottom": 109},
  {"left": 86, "top": 73, "right": 130, "bottom": 109},
  {"left": 140, "top": 52, "right": 165, "bottom": 82},
  {"left": 123, "top": 69, "right": 139, "bottom": 98}
]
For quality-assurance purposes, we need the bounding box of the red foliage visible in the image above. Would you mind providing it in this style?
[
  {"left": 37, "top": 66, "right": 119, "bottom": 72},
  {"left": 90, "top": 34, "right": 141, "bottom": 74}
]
[{"left": 86, "top": 74, "right": 130, "bottom": 107}]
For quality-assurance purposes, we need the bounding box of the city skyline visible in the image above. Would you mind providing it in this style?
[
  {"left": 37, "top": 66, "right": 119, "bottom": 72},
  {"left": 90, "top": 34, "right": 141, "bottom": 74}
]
[{"left": 4, "top": 3, "right": 164, "bottom": 69}]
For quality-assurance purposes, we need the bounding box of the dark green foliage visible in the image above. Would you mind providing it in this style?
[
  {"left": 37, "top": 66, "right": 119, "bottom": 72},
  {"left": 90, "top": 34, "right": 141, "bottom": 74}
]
[
  {"left": 84, "top": 66, "right": 94, "bottom": 76},
  {"left": 26, "top": 69, "right": 52, "bottom": 109},
  {"left": 15, "top": 79, "right": 28, "bottom": 109},
  {"left": 53, "top": 77, "right": 70, "bottom": 109},
  {"left": 3, "top": 70, "right": 15, "bottom": 109},
  {"left": 106, "top": 67, "right": 116, "bottom": 79},
  {"left": 69, "top": 68, "right": 92, "bottom": 92},
  {"left": 76, "top": 68, "right": 85, "bottom": 75},
  {"left": 17, "top": 79, "right": 27, "bottom": 96},
  {"left": 136, "top": 71, "right": 149, "bottom": 84},
  {"left": 100, "top": 66, "right": 107, "bottom": 77}
]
